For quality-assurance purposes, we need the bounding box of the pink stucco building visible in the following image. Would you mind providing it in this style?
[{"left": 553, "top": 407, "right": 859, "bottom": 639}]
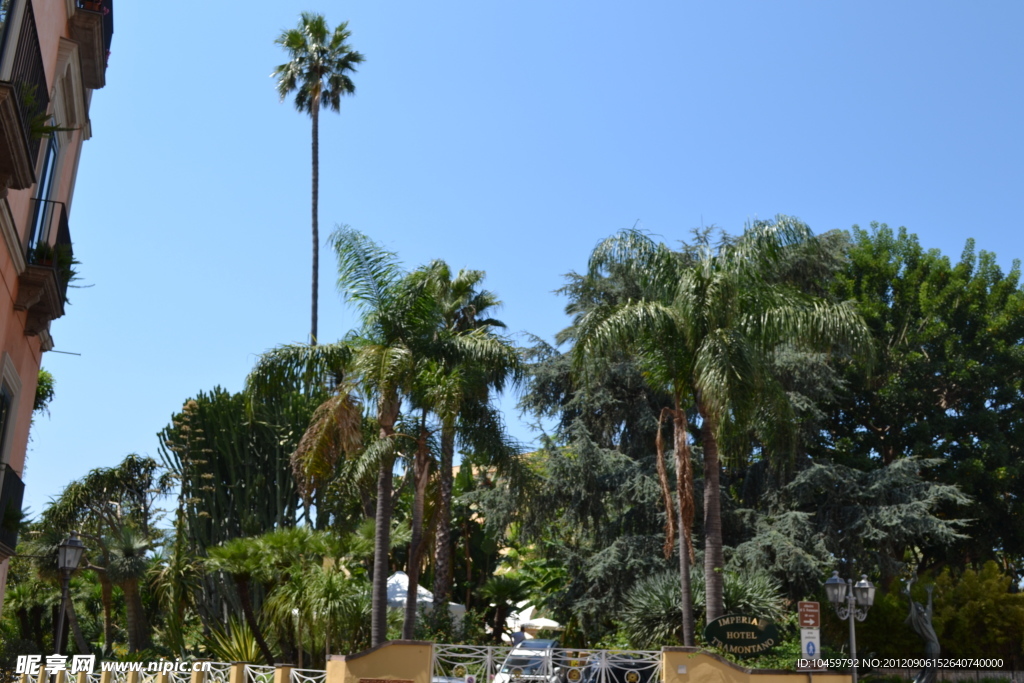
[{"left": 0, "top": 0, "right": 114, "bottom": 615}]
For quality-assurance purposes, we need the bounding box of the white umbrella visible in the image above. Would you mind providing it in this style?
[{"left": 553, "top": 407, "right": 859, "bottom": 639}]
[
  {"left": 386, "top": 571, "right": 467, "bottom": 620},
  {"left": 521, "top": 617, "right": 563, "bottom": 631}
]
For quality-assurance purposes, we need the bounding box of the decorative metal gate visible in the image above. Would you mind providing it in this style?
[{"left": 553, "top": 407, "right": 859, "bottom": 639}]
[{"left": 432, "top": 645, "right": 662, "bottom": 683}]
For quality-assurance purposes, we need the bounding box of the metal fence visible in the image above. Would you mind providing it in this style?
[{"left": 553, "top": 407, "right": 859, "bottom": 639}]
[
  {"left": 168, "top": 670, "right": 194, "bottom": 683},
  {"left": 205, "top": 662, "right": 234, "bottom": 683},
  {"left": 246, "top": 664, "right": 278, "bottom": 683},
  {"left": 291, "top": 668, "right": 329, "bottom": 683},
  {"left": 432, "top": 644, "right": 662, "bottom": 683},
  {"left": 108, "top": 670, "right": 130, "bottom": 683}
]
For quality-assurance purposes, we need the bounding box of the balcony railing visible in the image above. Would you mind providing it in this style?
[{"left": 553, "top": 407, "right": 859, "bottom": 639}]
[
  {"left": 71, "top": 0, "right": 113, "bottom": 89},
  {"left": 0, "top": 463, "right": 26, "bottom": 557},
  {"left": 0, "top": 0, "right": 49, "bottom": 188},
  {"left": 9, "top": 0, "right": 46, "bottom": 161},
  {"left": 16, "top": 199, "right": 72, "bottom": 334},
  {"left": 27, "top": 198, "right": 73, "bottom": 302}
]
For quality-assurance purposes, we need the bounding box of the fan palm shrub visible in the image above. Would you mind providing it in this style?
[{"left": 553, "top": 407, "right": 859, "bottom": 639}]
[{"left": 619, "top": 569, "right": 786, "bottom": 649}]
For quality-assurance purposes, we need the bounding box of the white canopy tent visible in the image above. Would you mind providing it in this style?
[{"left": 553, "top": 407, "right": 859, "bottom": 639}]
[
  {"left": 503, "top": 601, "right": 562, "bottom": 642},
  {"left": 386, "top": 571, "right": 467, "bottom": 621}
]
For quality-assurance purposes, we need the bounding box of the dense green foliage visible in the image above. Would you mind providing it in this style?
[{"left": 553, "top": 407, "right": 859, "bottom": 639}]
[{"left": 6, "top": 220, "right": 1023, "bottom": 669}]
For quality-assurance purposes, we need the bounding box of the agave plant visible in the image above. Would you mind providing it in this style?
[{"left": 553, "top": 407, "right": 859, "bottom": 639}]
[{"left": 204, "top": 617, "right": 265, "bottom": 664}]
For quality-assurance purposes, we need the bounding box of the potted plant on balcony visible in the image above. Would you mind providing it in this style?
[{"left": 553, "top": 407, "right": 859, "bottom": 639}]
[
  {"left": 30, "top": 242, "right": 54, "bottom": 266},
  {"left": 54, "top": 244, "right": 79, "bottom": 303}
]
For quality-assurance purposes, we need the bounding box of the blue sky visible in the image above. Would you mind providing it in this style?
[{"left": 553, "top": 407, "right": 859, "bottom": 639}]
[{"left": 25, "top": 1, "right": 1024, "bottom": 516}]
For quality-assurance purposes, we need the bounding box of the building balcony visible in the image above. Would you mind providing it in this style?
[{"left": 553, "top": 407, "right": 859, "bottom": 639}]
[
  {"left": 15, "top": 199, "right": 72, "bottom": 336},
  {"left": 0, "top": 464, "right": 25, "bottom": 559},
  {"left": 0, "top": 0, "right": 49, "bottom": 191},
  {"left": 70, "top": 0, "right": 113, "bottom": 89}
]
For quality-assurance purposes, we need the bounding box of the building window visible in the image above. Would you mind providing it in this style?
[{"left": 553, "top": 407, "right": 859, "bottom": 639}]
[
  {"left": 27, "top": 133, "right": 60, "bottom": 250},
  {"left": 0, "top": 354, "right": 22, "bottom": 467},
  {"left": 0, "top": 383, "right": 11, "bottom": 463}
]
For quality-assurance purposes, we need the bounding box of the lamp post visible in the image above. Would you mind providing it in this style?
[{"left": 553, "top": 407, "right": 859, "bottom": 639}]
[
  {"left": 54, "top": 532, "right": 86, "bottom": 655},
  {"left": 824, "top": 571, "right": 875, "bottom": 683}
]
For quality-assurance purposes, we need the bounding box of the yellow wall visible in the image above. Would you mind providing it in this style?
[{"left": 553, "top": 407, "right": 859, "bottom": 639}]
[
  {"left": 327, "top": 640, "right": 434, "bottom": 683},
  {"left": 662, "top": 649, "right": 851, "bottom": 683}
]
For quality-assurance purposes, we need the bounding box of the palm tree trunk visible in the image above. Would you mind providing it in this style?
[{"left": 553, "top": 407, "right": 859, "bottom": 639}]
[
  {"left": 672, "top": 403, "right": 696, "bottom": 646},
  {"left": 372, "top": 454, "right": 395, "bottom": 646},
  {"left": 403, "top": 426, "right": 432, "bottom": 638},
  {"left": 310, "top": 97, "right": 320, "bottom": 346},
  {"left": 432, "top": 424, "right": 456, "bottom": 605},
  {"left": 372, "top": 399, "right": 400, "bottom": 647},
  {"left": 655, "top": 408, "right": 677, "bottom": 559},
  {"left": 123, "top": 579, "right": 150, "bottom": 653},
  {"left": 699, "top": 407, "right": 725, "bottom": 623},
  {"left": 97, "top": 570, "right": 114, "bottom": 655},
  {"left": 237, "top": 578, "right": 275, "bottom": 665},
  {"left": 65, "top": 598, "right": 90, "bottom": 654}
]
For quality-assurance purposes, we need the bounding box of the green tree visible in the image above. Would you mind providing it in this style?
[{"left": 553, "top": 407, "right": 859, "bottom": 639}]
[
  {"left": 106, "top": 527, "right": 152, "bottom": 653},
  {"left": 274, "top": 13, "right": 364, "bottom": 345},
  {"left": 330, "top": 226, "right": 431, "bottom": 647},
  {"left": 206, "top": 536, "right": 275, "bottom": 665},
  {"left": 932, "top": 562, "right": 1024, "bottom": 665},
  {"left": 407, "top": 261, "right": 522, "bottom": 620},
  {"left": 41, "top": 454, "right": 169, "bottom": 654},
  {"left": 730, "top": 458, "right": 971, "bottom": 598},
  {"left": 826, "top": 224, "right": 1024, "bottom": 572},
  {"left": 478, "top": 575, "right": 530, "bottom": 643},
  {"left": 576, "top": 219, "right": 870, "bottom": 631},
  {"left": 246, "top": 342, "right": 362, "bottom": 528}
]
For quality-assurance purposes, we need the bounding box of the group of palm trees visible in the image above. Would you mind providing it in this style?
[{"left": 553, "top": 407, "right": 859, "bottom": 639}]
[
  {"left": 249, "top": 226, "right": 521, "bottom": 649},
  {"left": 269, "top": 11, "right": 871, "bottom": 654},
  {"left": 573, "top": 220, "right": 870, "bottom": 644},
  {"left": 265, "top": 14, "right": 523, "bottom": 654}
]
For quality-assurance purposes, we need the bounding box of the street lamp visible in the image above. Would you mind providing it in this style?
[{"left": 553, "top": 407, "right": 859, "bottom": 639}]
[
  {"left": 54, "top": 532, "right": 86, "bottom": 655},
  {"left": 825, "top": 571, "right": 875, "bottom": 683}
]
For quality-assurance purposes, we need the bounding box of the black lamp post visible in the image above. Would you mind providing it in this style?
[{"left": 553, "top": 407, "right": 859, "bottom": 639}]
[
  {"left": 54, "top": 532, "right": 86, "bottom": 655},
  {"left": 824, "top": 571, "right": 875, "bottom": 683}
]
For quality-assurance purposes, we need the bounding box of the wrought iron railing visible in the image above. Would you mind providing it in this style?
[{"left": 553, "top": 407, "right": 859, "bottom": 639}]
[
  {"left": 290, "top": 668, "right": 328, "bottom": 683},
  {"left": 432, "top": 645, "right": 663, "bottom": 683},
  {"left": 0, "top": 463, "right": 25, "bottom": 553},
  {"left": 245, "top": 664, "right": 277, "bottom": 683},
  {"left": 26, "top": 198, "right": 73, "bottom": 302},
  {"left": 108, "top": 668, "right": 130, "bottom": 683},
  {"left": 205, "top": 662, "right": 234, "bottom": 683},
  {"left": 0, "top": 0, "right": 48, "bottom": 163}
]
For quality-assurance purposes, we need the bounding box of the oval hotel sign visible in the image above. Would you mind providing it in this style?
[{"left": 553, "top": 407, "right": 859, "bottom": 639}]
[{"left": 703, "top": 614, "right": 779, "bottom": 656}]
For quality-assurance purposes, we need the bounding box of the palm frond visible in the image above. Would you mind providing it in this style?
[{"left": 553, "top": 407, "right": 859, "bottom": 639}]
[
  {"left": 331, "top": 226, "right": 405, "bottom": 316},
  {"left": 291, "top": 390, "right": 364, "bottom": 504},
  {"left": 245, "top": 342, "right": 352, "bottom": 401}
]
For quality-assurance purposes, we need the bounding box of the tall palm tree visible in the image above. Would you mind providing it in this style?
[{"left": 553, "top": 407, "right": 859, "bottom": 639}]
[
  {"left": 396, "top": 263, "right": 522, "bottom": 637},
  {"left": 574, "top": 232, "right": 699, "bottom": 643},
  {"left": 274, "top": 14, "right": 364, "bottom": 345},
  {"left": 331, "top": 229, "right": 521, "bottom": 644},
  {"left": 577, "top": 218, "right": 871, "bottom": 631},
  {"left": 408, "top": 262, "right": 521, "bottom": 608},
  {"left": 330, "top": 226, "right": 431, "bottom": 646}
]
